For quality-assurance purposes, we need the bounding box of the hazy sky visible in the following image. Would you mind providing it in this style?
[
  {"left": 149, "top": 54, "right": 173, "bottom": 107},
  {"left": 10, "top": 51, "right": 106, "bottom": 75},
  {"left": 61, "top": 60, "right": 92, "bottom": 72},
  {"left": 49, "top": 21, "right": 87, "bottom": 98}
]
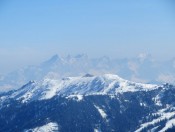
[{"left": 0, "top": 0, "right": 175, "bottom": 74}]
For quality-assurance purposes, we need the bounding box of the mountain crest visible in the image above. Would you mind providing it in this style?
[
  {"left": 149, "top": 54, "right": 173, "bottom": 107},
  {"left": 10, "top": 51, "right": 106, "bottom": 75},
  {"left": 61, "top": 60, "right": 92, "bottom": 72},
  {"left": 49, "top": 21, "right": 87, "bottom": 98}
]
[{"left": 1, "top": 74, "right": 158, "bottom": 103}]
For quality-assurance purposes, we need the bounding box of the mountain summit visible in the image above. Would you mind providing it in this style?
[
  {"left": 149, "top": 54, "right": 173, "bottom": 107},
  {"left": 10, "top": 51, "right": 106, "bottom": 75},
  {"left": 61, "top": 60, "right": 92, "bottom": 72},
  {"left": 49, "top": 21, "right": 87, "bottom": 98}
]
[
  {"left": 1, "top": 54, "right": 175, "bottom": 92},
  {"left": 1, "top": 74, "right": 175, "bottom": 131},
  {"left": 2, "top": 74, "right": 157, "bottom": 103}
]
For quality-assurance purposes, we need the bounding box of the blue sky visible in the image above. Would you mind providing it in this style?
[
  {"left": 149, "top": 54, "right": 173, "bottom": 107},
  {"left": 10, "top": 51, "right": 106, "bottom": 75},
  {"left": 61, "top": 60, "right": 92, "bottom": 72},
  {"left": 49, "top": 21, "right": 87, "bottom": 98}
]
[{"left": 0, "top": 0, "right": 175, "bottom": 73}]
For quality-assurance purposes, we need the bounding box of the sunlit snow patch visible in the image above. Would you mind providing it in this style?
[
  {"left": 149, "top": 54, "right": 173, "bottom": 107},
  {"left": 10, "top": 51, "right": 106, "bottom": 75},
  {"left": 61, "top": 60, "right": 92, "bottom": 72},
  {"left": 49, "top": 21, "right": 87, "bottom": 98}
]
[
  {"left": 159, "top": 119, "right": 175, "bottom": 132},
  {"left": 94, "top": 105, "right": 107, "bottom": 119},
  {"left": 25, "top": 122, "right": 59, "bottom": 132},
  {"left": 65, "top": 95, "right": 83, "bottom": 101},
  {"left": 94, "top": 128, "right": 102, "bottom": 132},
  {"left": 135, "top": 106, "right": 175, "bottom": 132}
]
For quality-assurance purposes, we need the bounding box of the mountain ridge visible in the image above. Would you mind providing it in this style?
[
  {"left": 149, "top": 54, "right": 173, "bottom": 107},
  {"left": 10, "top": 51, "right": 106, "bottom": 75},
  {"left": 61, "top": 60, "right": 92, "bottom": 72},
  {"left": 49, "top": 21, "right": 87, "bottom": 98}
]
[
  {"left": 0, "top": 74, "right": 158, "bottom": 103},
  {"left": 1, "top": 54, "right": 175, "bottom": 92},
  {"left": 1, "top": 74, "right": 175, "bottom": 131}
]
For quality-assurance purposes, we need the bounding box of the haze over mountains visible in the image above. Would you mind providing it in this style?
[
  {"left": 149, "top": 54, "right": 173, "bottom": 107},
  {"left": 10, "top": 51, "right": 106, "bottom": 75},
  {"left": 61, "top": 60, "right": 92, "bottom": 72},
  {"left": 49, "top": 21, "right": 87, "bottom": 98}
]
[
  {"left": 1, "top": 54, "right": 175, "bottom": 131},
  {"left": 1, "top": 53, "right": 175, "bottom": 92}
]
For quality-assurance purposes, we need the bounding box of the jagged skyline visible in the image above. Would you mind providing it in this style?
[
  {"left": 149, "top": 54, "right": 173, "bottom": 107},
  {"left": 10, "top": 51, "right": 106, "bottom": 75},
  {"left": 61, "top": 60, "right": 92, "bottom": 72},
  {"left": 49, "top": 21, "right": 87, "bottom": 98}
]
[
  {"left": 1, "top": 53, "right": 175, "bottom": 92},
  {"left": 0, "top": 0, "right": 175, "bottom": 73}
]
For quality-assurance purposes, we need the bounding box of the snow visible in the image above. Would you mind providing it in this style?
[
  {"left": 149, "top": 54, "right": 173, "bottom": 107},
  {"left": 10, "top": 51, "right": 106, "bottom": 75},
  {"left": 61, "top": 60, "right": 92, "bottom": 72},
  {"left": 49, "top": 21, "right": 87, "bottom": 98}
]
[
  {"left": 94, "top": 105, "right": 107, "bottom": 119},
  {"left": 140, "top": 102, "right": 147, "bottom": 107},
  {"left": 150, "top": 126, "right": 160, "bottom": 132},
  {"left": 135, "top": 107, "right": 175, "bottom": 132},
  {"left": 66, "top": 95, "right": 83, "bottom": 101},
  {"left": 159, "top": 119, "right": 175, "bottom": 132},
  {"left": 94, "top": 128, "right": 102, "bottom": 132},
  {"left": 26, "top": 122, "right": 59, "bottom": 132},
  {"left": 1, "top": 73, "right": 175, "bottom": 131},
  {"left": 40, "top": 79, "right": 60, "bottom": 100},
  {"left": 3, "top": 74, "right": 158, "bottom": 103},
  {"left": 152, "top": 92, "right": 164, "bottom": 106}
]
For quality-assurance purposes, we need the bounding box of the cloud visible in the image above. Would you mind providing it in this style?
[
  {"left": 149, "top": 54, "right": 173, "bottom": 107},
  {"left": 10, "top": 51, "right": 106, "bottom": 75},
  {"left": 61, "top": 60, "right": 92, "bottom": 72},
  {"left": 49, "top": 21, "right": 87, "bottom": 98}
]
[
  {"left": 157, "top": 74, "right": 175, "bottom": 84},
  {"left": 131, "top": 75, "right": 148, "bottom": 83},
  {"left": 0, "top": 85, "right": 13, "bottom": 92},
  {"left": 128, "top": 61, "right": 139, "bottom": 75}
]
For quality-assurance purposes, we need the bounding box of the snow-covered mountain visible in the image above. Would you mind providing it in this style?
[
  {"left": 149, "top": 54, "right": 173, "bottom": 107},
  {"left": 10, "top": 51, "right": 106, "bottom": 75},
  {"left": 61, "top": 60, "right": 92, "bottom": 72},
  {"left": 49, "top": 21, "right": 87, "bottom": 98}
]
[
  {"left": 1, "top": 74, "right": 175, "bottom": 131},
  {"left": 1, "top": 54, "right": 175, "bottom": 92},
  {"left": 1, "top": 74, "right": 157, "bottom": 103}
]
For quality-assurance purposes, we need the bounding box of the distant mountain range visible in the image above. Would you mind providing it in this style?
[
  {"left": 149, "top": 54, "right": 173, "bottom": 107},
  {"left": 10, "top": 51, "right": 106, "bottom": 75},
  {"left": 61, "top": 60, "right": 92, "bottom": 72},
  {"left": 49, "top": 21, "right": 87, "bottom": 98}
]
[
  {"left": 1, "top": 53, "right": 175, "bottom": 92},
  {"left": 1, "top": 74, "right": 175, "bottom": 131}
]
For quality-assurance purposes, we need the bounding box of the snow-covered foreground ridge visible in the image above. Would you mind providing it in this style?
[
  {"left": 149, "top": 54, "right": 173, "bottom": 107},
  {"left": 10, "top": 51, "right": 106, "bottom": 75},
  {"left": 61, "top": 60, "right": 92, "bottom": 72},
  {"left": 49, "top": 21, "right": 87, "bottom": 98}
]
[
  {"left": 1, "top": 74, "right": 159, "bottom": 103},
  {"left": 2, "top": 74, "right": 175, "bottom": 132}
]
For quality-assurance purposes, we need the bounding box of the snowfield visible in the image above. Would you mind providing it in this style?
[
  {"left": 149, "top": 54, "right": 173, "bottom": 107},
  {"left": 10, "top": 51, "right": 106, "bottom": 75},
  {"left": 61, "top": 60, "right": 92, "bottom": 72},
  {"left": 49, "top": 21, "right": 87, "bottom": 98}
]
[
  {"left": 2, "top": 74, "right": 158, "bottom": 103},
  {"left": 25, "top": 122, "right": 59, "bottom": 132}
]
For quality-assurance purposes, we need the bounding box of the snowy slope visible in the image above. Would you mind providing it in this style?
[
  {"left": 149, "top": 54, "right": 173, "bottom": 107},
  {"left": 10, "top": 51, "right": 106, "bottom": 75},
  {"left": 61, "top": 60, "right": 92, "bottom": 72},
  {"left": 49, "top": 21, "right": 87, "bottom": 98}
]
[
  {"left": 25, "top": 122, "right": 59, "bottom": 132},
  {"left": 1, "top": 74, "right": 175, "bottom": 131},
  {"left": 1, "top": 74, "right": 158, "bottom": 103}
]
